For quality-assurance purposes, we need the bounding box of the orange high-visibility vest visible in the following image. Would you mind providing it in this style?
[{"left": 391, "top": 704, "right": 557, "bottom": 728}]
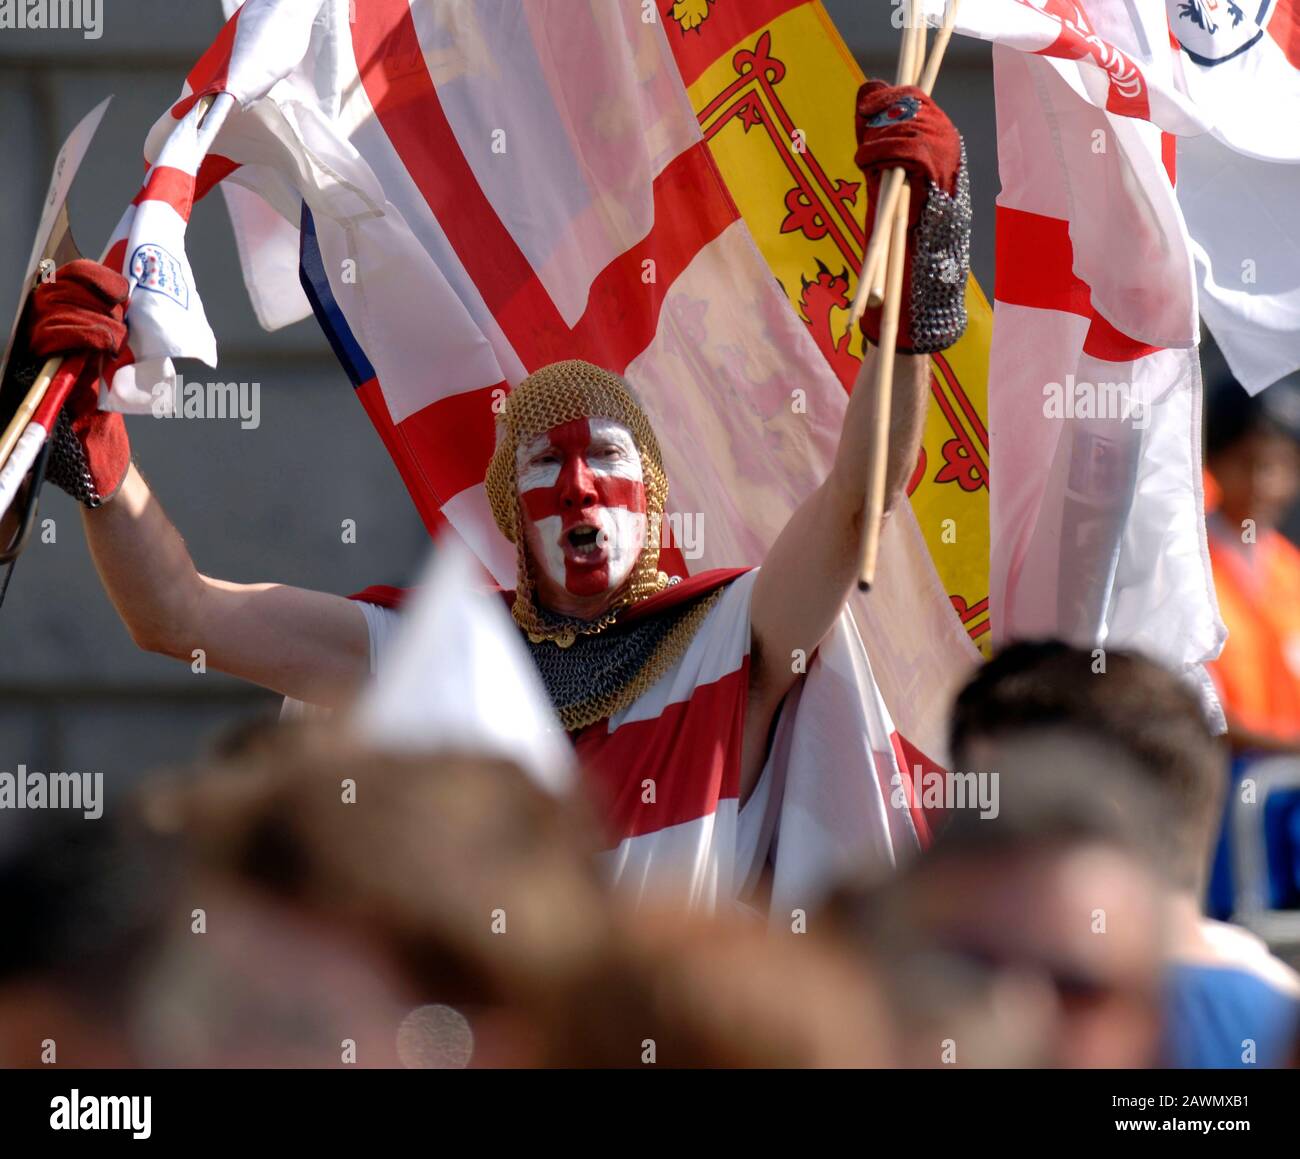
[{"left": 1208, "top": 523, "right": 1300, "bottom": 739}]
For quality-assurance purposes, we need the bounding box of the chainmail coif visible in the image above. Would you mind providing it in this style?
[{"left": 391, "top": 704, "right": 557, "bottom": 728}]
[
  {"left": 486, "top": 359, "right": 671, "bottom": 645},
  {"left": 485, "top": 359, "right": 725, "bottom": 731}
]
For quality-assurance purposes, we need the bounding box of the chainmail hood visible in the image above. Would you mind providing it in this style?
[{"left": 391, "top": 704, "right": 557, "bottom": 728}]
[{"left": 486, "top": 359, "right": 671, "bottom": 646}]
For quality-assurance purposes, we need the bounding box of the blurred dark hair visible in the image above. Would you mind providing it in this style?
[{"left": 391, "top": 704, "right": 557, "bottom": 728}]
[
  {"left": 1205, "top": 373, "right": 1300, "bottom": 461},
  {"left": 0, "top": 808, "right": 181, "bottom": 1011},
  {"left": 948, "top": 640, "right": 1224, "bottom": 891},
  {"left": 841, "top": 731, "right": 1155, "bottom": 911}
]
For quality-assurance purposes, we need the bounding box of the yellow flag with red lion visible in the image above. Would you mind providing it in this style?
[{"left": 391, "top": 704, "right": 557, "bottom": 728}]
[{"left": 664, "top": 0, "right": 992, "bottom": 651}]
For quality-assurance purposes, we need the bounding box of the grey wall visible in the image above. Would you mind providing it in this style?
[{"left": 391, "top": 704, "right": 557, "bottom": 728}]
[{"left": 0, "top": 2, "right": 996, "bottom": 793}]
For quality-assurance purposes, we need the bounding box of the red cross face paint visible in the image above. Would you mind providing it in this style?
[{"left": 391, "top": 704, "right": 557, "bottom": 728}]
[{"left": 516, "top": 417, "right": 648, "bottom": 601}]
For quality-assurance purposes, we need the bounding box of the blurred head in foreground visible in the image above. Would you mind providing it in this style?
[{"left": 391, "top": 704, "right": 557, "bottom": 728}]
[
  {"left": 947, "top": 641, "right": 1300, "bottom": 1067},
  {"left": 3, "top": 724, "right": 891, "bottom": 1068},
  {"left": 949, "top": 640, "right": 1224, "bottom": 897},
  {"left": 134, "top": 729, "right": 611, "bottom": 1067},
  {"left": 149, "top": 728, "right": 896, "bottom": 1067},
  {"left": 0, "top": 808, "right": 181, "bottom": 1066},
  {"left": 830, "top": 733, "right": 1168, "bottom": 1068},
  {"left": 552, "top": 908, "right": 895, "bottom": 1067}
]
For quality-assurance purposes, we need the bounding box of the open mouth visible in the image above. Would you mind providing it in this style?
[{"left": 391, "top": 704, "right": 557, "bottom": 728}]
[{"left": 566, "top": 525, "right": 604, "bottom": 558}]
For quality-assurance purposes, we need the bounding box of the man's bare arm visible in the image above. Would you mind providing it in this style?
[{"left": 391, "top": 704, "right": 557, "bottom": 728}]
[
  {"left": 749, "top": 346, "right": 929, "bottom": 707},
  {"left": 746, "top": 79, "right": 968, "bottom": 727},
  {"left": 83, "top": 463, "right": 371, "bottom": 707}
]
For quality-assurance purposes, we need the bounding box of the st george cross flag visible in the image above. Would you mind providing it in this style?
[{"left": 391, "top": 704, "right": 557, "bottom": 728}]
[
  {"left": 100, "top": 93, "right": 234, "bottom": 410},
  {"left": 935, "top": 0, "right": 1226, "bottom": 702},
  {"left": 115, "top": 0, "right": 974, "bottom": 792},
  {"left": 100, "top": 0, "right": 349, "bottom": 409},
  {"left": 950, "top": 0, "right": 1300, "bottom": 394}
]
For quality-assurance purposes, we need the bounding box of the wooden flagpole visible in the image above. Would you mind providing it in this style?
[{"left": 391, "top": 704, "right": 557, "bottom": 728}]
[
  {"left": 849, "top": 0, "right": 961, "bottom": 324},
  {"left": 857, "top": 181, "right": 912, "bottom": 591},
  {"left": 856, "top": 0, "right": 959, "bottom": 591}
]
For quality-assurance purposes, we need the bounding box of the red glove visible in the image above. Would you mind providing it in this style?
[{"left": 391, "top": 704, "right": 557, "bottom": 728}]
[
  {"left": 854, "top": 81, "right": 969, "bottom": 353},
  {"left": 24, "top": 260, "right": 132, "bottom": 506}
]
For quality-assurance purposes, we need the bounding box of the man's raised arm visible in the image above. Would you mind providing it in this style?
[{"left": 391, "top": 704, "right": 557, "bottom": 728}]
[
  {"left": 750, "top": 81, "right": 971, "bottom": 710},
  {"left": 16, "top": 260, "right": 370, "bottom": 708},
  {"left": 83, "top": 463, "right": 370, "bottom": 707}
]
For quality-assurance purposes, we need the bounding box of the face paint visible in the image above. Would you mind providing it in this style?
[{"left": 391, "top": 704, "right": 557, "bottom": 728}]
[{"left": 516, "top": 417, "right": 647, "bottom": 600}]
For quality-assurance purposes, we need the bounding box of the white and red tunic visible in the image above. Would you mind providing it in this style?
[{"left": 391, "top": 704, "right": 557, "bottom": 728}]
[{"left": 331, "top": 568, "right": 920, "bottom": 916}]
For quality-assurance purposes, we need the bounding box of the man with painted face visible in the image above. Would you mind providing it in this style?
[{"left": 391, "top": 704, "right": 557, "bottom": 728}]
[{"left": 12, "top": 83, "right": 969, "bottom": 908}]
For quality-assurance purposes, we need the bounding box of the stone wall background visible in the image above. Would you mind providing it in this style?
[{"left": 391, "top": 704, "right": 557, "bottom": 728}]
[{"left": 0, "top": 1, "right": 997, "bottom": 799}]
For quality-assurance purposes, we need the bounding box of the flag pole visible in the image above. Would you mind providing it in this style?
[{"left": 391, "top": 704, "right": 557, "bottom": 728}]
[
  {"left": 0, "top": 358, "right": 67, "bottom": 471},
  {"left": 868, "top": 5, "right": 929, "bottom": 305},
  {"left": 850, "top": 0, "right": 960, "bottom": 323},
  {"left": 918, "top": 0, "right": 960, "bottom": 94},
  {"left": 856, "top": 0, "right": 932, "bottom": 592},
  {"left": 858, "top": 181, "right": 912, "bottom": 591}
]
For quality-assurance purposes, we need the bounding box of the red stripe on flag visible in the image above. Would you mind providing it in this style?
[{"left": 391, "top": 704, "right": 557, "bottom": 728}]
[
  {"left": 173, "top": 5, "right": 241, "bottom": 117},
  {"left": 196, "top": 155, "right": 241, "bottom": 203},
  {"left": 131, "top": 157, "right": 241, "bottom": 225},
  {"left": 1269, "top": 0, "right": 1300, "bottom": 69},
  {"left": 1031, "top": 0, "right": 1152, "bottom": 121},
  {"left": 995, "top": 206, "right": 1090, "bottom": 316},
  {"left": 891, "top": 731, "right": 938, "bottom": 848},
  {"left": 393, "top": 383, "right": 503, "bottom": 506},
  {"left": 1161, "top": 131, "right": 1177, "bottom": 186},
  {"left": 104, "top": 237, "right": 129, "bottom": 276},
  {"left": 355, "top": 377, "right": 461, "bottom": 539},
  {"left": 995, "top": 206, "right": 1164, "bottom": 363},
  {"left": 665, "top": 0, "right": 808, "bottom": 89},
  {"left": 133, "top": 166, "right": 198, "bottom": 222},
  {"left": 1082, "top": 311, "right": 1163, "bottom": 363},
  {"left": 576, "top": 664, "right": 748, "bottom": 843},
  {"left": 557, "top": 144, "right": 740, "bottom": 370},
  {"left": 351, "top": 1, "right": 738, "bottom": 375},
  {"left": 351, "top": 1, "right": 568, "bottom": 347}
]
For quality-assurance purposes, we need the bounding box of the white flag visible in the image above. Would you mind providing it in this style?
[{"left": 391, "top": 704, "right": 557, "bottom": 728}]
[{"left": 352, "top": 538, "right": 575, "bottom": 796}]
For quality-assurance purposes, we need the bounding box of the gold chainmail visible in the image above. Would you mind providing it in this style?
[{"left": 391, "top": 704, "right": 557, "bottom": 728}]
[
  {"left": 485, "top": 359, "right": 671, "bottom": 645},
  {"left": 485, "top": 359, "right": 725, "bottom": 732}
]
